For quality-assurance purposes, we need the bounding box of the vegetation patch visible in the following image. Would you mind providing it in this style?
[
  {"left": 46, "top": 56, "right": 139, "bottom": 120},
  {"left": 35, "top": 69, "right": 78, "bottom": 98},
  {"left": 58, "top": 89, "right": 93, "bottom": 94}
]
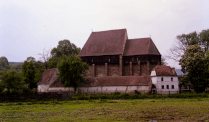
[{"left": 0, "top": 98, "right": 209, "bottom": 121}]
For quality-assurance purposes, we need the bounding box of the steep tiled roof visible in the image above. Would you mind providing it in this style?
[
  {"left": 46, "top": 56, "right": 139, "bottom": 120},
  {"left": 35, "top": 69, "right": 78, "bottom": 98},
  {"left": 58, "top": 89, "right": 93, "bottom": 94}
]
[
  {"left": 152, "top": 66, "right": 177, "bottom": 76},
  {"left": 78, "top": 29, "right": 128, "bottom": 56},
  {"left": 37, "top": 68, "right": 57, "bottom": 85},
  {"left": 49, "top": 76, "right": 151, "bottom": 87},
  {"left": 78, "top": 29, "right": 160, "bottom": 57},
  {"left": 50, "top": 78, "right": 64, "bottom": 87},
  {"left": 123, "top": 38, "right": 161, "bottom": 56}
]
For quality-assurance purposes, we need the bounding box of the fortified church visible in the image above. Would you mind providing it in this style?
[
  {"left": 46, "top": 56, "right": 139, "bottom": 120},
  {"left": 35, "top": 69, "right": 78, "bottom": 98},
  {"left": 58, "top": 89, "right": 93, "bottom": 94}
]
[{"left": 38, "top": 29, "right": 179, "bottom": 94}]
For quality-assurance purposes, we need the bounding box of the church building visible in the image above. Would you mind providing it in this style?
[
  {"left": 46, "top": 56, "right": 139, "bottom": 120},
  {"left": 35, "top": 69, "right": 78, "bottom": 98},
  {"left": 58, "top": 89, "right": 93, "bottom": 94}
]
[
  {"left": 37, "top": 29, "right": 173, "bottom": 94},
  {"left": 78, "top": 29, "right": 161, "bottom": 77}
]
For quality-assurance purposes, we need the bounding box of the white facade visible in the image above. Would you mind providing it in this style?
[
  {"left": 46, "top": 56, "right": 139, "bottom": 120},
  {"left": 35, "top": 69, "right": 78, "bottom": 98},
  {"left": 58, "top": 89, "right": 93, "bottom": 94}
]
[
  {"left": 48, "top": 85, "right": 151, "bottom": 94},
  {"left": 37, "top": 68, "right": 59, "bottom": 92},
  {"left": 151, "top": 70, "right": 179, "bottom": 94}
]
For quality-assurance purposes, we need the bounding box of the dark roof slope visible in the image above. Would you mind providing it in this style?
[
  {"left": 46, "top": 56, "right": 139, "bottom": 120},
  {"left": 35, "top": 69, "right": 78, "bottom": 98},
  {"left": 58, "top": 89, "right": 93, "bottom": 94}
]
[
  {"left": 152, "top": 66, "right": 177, "bottom": 76},
  {"left": 78, "top": 29, "right": 127, "bottom": 56},
  {"left": 123, "top": 38, "right": 161, "bottom": 56},
  {"left": 50, "top": 76, "right": 151, "bottom": 87},
  {"left": 38, "top": 68, "right": 57, "bottom": 85},
  {"left": 50, "top": 78, "right": 64, "bottom": 87}
]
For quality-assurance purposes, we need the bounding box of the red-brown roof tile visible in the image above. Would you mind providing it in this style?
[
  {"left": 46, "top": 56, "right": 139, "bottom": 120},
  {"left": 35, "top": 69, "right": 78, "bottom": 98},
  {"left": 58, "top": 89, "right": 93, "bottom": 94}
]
[
  {"left": 50, "top": 76, "right": 151, "bottom": 87},
  {"left": 78, "top": 29, "right": 128, "bottom": 56},
  {"left": 50, "top": 78, "right": 64, "bottom": 87},
  {"left": 38, "top": 68, "right": 57, "bottom": 85},
  {"left": 123, "top": 38, "right": 161, "bottom": 56},
  {"left": 152, "top": 66, "right": 177, "bottom": 76}
]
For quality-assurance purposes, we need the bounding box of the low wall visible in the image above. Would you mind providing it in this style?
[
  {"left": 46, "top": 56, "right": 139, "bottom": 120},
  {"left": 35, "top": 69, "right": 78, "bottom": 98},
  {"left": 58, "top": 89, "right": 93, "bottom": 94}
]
[{"left": 49, "top": 85, "right": 151, "bottom": 94}]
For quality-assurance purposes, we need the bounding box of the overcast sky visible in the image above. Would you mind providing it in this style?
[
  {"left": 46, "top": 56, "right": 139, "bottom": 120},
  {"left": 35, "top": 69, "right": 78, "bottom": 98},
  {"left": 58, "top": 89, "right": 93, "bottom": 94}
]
[{"left": 1, "top": 0, "right": 209, "bottom": 68}]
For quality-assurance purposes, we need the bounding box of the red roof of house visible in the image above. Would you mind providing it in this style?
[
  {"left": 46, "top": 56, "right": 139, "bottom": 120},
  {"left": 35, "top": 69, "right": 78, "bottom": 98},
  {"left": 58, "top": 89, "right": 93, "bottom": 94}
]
[
  {"left": 78, "top": 29, "right": 161, "bottom": 57},
  {"left": 78, "top": 29, "right": 128, "bottom": 56},
  {"left": 49, "top": 76, "right": 151, "bottom": 87},
  {"left": 152, "top": 66, "right": 177, "bottom": 76},
  {"left": 123, "top": 38, "right": 161, "bottom": 56},
  {"left": 37, "top": 68, "right": 58, "bottom": 85}
]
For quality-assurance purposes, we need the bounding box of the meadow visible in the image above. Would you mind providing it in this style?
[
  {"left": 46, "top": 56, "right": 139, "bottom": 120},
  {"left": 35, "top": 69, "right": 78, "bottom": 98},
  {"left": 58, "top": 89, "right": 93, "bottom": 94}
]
[{"left": 0, "top": 98, "right": 209, "bottom": 122}]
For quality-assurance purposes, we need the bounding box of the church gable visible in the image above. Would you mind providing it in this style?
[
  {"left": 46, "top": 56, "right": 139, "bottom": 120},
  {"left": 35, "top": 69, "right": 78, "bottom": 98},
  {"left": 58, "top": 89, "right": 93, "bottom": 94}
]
[
  {"left": 78, "top": 29, "right": 128, "bottom": 56},
  {"left": 123, "top": 38, "right": 161, "bottom": 56}
]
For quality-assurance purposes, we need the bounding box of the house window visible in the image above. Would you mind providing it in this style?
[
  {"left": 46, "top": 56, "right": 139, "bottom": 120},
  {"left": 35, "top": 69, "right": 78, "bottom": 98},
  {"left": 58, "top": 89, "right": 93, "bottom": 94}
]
[
  {"left": 171, "top": 77, "right": 173, "bottom": 81},
  {"left": 161, "top": 77, "right": 163, "bottom": 81},
  {"left": 167, "top": 85, "right": 169, "bottom": 89},
  {"left": 162, "top": 85, "right": 164, "bottom": 89},
  {"left": 172, "top": 85, "right": 174, "bottom": 89}
]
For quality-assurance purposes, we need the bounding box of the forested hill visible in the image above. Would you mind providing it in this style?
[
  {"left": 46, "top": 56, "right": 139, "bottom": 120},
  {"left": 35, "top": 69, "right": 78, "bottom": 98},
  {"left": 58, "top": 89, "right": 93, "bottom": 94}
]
[{"left": 9, "top": 62, "right": 23, "bottom": 65}]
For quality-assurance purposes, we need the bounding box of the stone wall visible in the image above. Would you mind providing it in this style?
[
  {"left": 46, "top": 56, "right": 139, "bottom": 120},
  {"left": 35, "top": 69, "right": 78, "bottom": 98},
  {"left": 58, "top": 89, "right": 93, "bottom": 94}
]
[
  {"left": 96, "top": 64, "right": 105, "bottom": 77},
  {"left": 140, "top": 63, "right": 148, "bottom": 76},
  {"left": 85, "top": 61, "right": 159, "bottom": 77},
  {"left": 108, "top": 64, "right": 120, "bottom": 76}
]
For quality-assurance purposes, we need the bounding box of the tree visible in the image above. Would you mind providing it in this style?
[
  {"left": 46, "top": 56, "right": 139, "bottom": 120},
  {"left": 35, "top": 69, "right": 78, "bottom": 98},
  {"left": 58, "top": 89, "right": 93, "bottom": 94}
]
[
  {"left": 48, "top": 39, "right": 80, "bottom": 68},
  {"left": 51, "top": 39, "right": 80, "bottom": 58},
  {"left": 22, "top": 57, "right": 45, "bottom": 89},
  {"left": 166, "top": 31, "right": 200, "bottom": 61},
  {"left": 199, "top": 29, "right": 209, "bottom": 54},
  {"left": 202, "top": 50, "right": 209, "bottom": 87},
  {"left": 161, "top": 56, "right": 168, "bottom": 66},
  {"left": 179, "top": 45, "right": 208, "bottom": 93},
  {"left": 0, "top": 70, "right": 24, "bottom": 93},
  {"left": 57, "top": 54, "right": 89, "bottom": 91},
  {"left": 38, "top": 48, "right": 52, "bottom": 69},
  {"left": 0, "top": 56, "right": 10, "bottom": 75}
]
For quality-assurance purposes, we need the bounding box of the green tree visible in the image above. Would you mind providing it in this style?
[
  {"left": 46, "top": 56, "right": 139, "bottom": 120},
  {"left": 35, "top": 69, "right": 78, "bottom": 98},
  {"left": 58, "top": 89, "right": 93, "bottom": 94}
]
[
  {"left": 51, "top": 39, "right": 80, "bottom": 58},
  {"left": 202, "top": 50, "right": 209, "bottom": 87},
  {"left": 22, "top": 57, "right": 45, "bottom": 89},
  {"left": 47, "top": 56, "right": 60, "bottom": 69},
  {"left": 57, "top": 54, "right": 89, "bottom": 91},
  {"left": 199, "top": 29, "right": 209, "bottom": 53},
  {"left": 0, "top": 56, "right": 10, "bottom": 75},
  {"left": 48, "top": 40, "right": 80, "bottom": 68},
  {"left": 0, "top": 70, "right": 24, "bottom": 93},
  {"left": 179, "top": 45, "right": 208, "bottom": 93}
]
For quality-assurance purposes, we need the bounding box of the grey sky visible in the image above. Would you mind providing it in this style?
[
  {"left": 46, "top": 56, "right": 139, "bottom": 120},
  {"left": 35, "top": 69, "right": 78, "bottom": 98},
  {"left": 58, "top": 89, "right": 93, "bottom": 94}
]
[{"left": 1, "top": 0, "right": 209, "bottom": 68}]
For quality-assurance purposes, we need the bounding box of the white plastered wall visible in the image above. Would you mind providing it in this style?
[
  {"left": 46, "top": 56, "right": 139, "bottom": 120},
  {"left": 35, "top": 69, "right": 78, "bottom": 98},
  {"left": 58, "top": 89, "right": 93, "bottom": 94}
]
[
  {"left": 151, "top": 76, "right": 179, "bottom": 94},
  {"left": 49, "top": 85, "right": 151, "bottom": 94}
]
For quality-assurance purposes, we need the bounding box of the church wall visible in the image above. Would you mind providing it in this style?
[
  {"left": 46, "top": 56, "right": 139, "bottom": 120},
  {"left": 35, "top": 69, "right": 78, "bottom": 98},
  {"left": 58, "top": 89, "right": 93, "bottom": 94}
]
[
  {"left": 48, "top": 85, "right": 151, "bottom": 94},
  {"left": 108, "top": 64, "right": 120, "bottom": 76},
  {"left": 140, "top": 63, "right": 148, "bottom": 76},
  {"left": 85, "top": 65, "right": 95, "bottom": 77},
  {"left": 132, "top": 64, "right": 139, "bottom": 76},
  {"left": 96, "top": 65, "right": 105, "bottom": 77},
  {"left": 123, "top": 64, "right": 129, "bottom": 76}
]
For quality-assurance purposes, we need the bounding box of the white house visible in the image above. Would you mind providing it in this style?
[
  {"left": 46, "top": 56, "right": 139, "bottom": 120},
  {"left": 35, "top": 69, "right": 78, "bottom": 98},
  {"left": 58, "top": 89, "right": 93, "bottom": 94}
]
[{"left": 151, "top": 66, "right": 179, "bottom": 94}]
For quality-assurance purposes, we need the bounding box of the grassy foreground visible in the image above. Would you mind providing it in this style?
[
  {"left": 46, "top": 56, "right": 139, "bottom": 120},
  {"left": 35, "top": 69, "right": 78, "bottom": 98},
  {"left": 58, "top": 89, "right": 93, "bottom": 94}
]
[{"left": 0, "top": 98, "right": 209, "bottom": 122}]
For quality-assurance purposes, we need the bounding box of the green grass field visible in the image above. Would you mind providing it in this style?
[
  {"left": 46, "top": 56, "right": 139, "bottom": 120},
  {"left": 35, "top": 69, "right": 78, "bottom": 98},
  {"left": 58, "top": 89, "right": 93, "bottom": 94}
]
[{"left": 0, "top": 98, "right": 209, "bottom": 122}]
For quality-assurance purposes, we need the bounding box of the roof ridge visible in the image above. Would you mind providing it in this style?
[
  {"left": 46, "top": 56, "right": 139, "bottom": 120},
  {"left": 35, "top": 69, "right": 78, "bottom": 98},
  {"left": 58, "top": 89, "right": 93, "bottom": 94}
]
[
  {"left": 121, "top": 30, "right": 128, "bottom": 55},
  {"left": 150, "top": 38, "right": 161, "bottom": 55},
  {"left": 92, "top": 28, "right": 127, "bottom": 33},
  {"left": 147, "top": 38, "right": 151, "bottom": 54}
]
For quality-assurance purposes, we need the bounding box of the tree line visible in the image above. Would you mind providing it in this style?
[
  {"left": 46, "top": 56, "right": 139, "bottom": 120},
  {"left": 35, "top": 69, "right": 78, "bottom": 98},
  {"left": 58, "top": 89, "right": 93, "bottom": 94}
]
[
  {"left": 167, "top": 29, "right": 209, "bottom": 93},
  {"left": 0, "top": 40, "right": 88, "bottom": 93}
]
